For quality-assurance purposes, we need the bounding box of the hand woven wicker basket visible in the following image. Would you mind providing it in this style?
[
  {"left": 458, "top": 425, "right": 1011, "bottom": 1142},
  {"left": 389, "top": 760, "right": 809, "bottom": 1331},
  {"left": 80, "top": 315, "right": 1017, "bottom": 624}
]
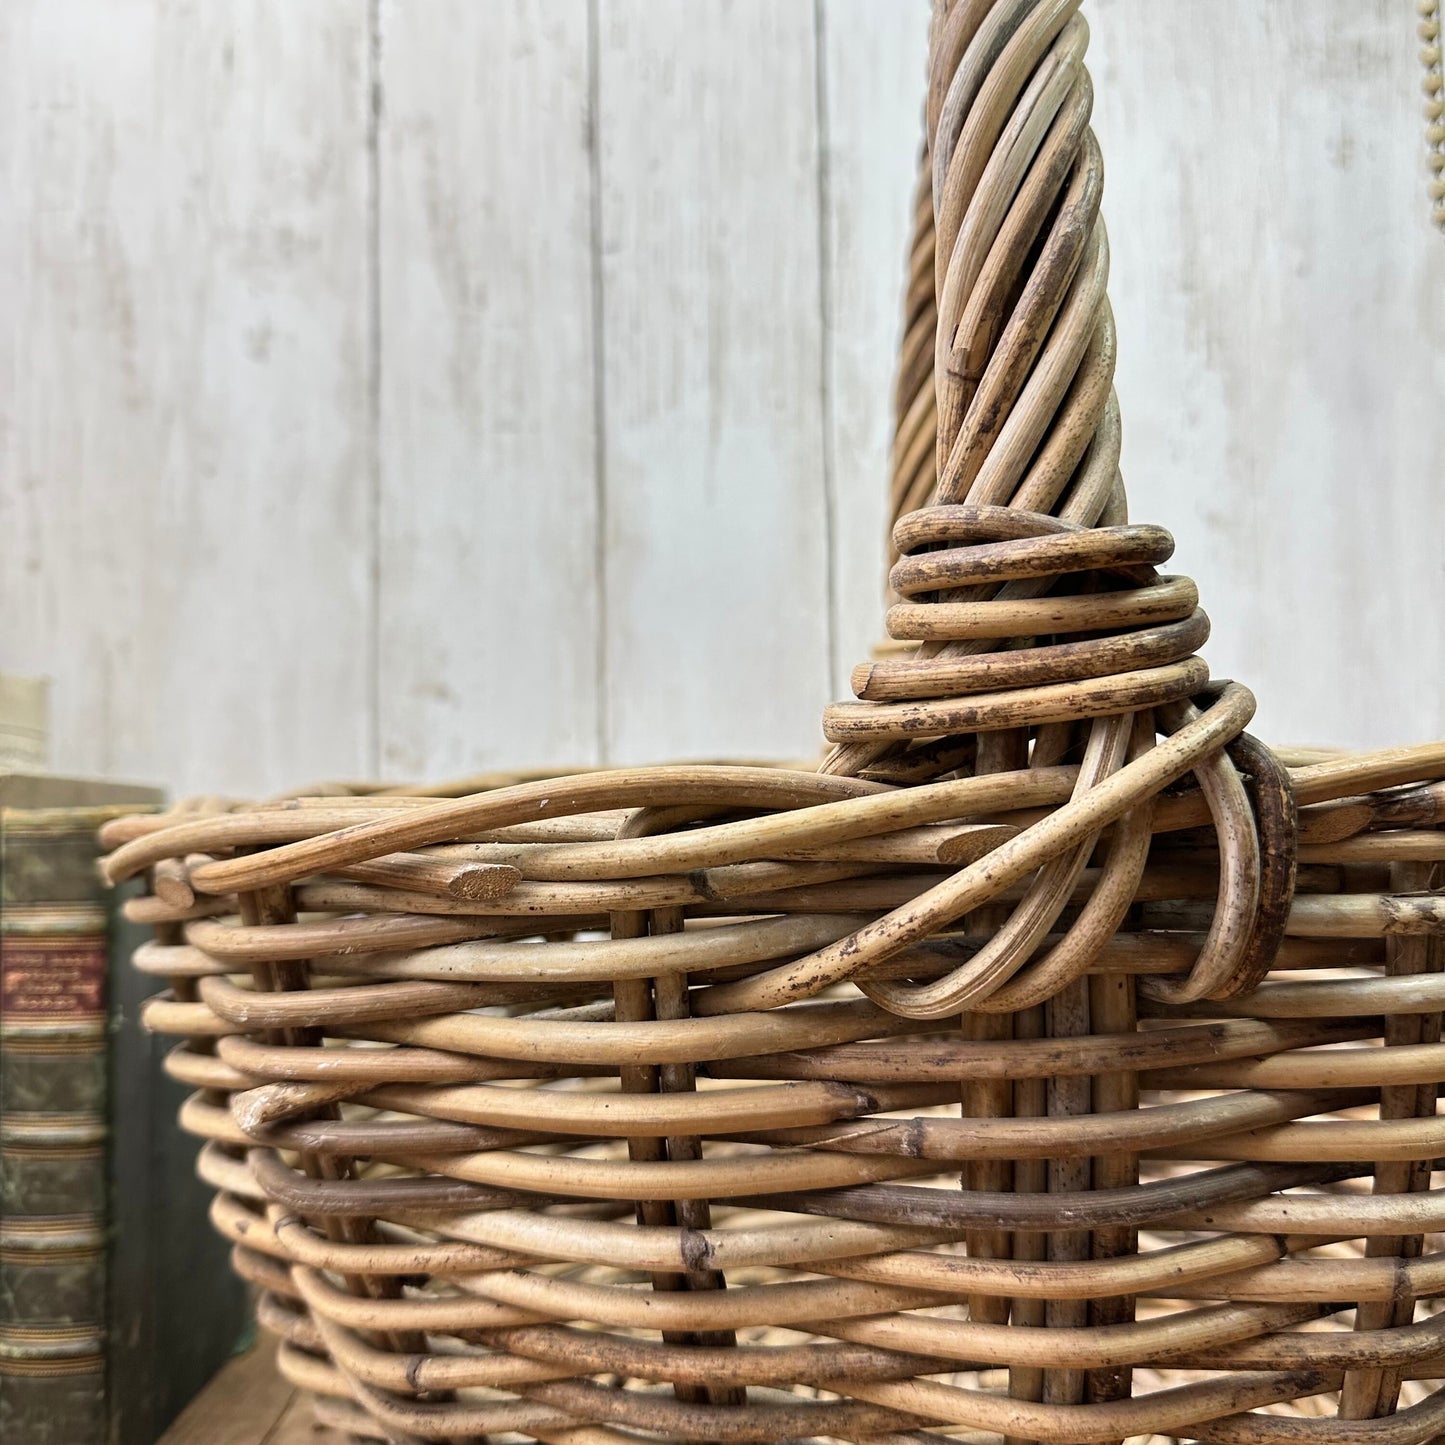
[{"left": 105, "top": 4, "right": 1445, "bottom": 1442}]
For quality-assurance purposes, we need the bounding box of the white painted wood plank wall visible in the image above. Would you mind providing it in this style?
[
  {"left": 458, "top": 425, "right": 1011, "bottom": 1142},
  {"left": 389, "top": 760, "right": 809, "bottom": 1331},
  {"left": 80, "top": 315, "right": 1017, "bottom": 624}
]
[
  {"left": 0, "top": 0, "right": 374, "bottom": 794},
  {"left": 376, "top": 0, "right": 601, "bottom": 780},
  {"left": 1092, "top": 0, "right": 1445, "bottom": 752},
  {"left": 2, "top": 0, "right": 1440, "bottom": 798},
  {"left": 596, "top": 1, "right": 832, "bottom": 766}
]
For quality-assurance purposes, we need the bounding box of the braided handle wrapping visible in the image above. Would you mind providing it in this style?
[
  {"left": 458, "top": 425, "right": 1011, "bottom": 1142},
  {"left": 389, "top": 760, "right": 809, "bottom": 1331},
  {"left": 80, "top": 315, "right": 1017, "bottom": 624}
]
[{"left": 816, "top": 0, "right": 1297, "bottom": 1019}]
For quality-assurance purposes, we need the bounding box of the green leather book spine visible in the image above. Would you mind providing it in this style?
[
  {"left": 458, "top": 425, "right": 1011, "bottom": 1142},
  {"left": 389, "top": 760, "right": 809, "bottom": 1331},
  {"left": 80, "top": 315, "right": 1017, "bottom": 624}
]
[{"left": 0, "top": 808, "right": 118, "bottom": 1445}]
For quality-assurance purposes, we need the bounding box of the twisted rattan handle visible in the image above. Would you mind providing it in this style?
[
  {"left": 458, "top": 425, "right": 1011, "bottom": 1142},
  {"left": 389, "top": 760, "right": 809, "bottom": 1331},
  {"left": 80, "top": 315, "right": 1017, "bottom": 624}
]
[{"left": 807, "top": 0, "right": 1295, "bottom": 1019}]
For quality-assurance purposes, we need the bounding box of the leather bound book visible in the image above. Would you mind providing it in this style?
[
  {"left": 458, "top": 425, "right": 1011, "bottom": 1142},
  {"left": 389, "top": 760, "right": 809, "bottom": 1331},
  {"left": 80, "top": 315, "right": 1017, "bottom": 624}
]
[
  {"left": 1, "top": 799, "right": 129, "bottom": 1444},
  {"left": 0, "top": 775, "right": 243, "bottom": 1445}
]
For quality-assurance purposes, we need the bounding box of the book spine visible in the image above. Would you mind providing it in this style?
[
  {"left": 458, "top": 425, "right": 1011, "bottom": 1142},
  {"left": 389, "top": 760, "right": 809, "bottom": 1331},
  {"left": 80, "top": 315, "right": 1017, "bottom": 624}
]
[{"left": 0, "top": 813, "right": 110, "bottom": 1445}]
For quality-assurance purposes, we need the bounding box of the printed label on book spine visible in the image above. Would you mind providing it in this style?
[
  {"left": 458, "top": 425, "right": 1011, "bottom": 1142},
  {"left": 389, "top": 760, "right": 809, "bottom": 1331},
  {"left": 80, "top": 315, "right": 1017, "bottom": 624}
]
[{"left": 0, "top": 939, "right": 106, "bottom": 1021}]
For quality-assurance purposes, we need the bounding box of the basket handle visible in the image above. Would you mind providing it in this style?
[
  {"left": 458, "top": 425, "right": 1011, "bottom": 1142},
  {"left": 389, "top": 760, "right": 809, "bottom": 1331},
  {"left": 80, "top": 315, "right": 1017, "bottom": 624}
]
[{"left": 810, "top": 0, "right": 1296, "bottom": 1017}]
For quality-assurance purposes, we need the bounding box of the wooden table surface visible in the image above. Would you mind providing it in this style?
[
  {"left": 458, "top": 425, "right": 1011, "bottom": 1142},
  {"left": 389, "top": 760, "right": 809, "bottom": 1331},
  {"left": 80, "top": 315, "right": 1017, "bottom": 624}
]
[{"left": 158, "top": 1340, "right": 349, "bottom": 1445}]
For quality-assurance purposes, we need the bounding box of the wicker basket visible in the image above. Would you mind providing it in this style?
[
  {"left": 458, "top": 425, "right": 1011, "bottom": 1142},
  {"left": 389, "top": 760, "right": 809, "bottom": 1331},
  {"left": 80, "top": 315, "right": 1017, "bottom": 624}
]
[{"left": 104, "top": 4, "right": 1445, "bottom": 1442}]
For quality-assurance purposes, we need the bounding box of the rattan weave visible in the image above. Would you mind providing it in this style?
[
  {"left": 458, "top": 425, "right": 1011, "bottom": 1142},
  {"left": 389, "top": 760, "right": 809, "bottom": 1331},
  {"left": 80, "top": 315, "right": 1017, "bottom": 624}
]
[{"left": 106, "top": 4, "right": 1445, "bottom": 1442}]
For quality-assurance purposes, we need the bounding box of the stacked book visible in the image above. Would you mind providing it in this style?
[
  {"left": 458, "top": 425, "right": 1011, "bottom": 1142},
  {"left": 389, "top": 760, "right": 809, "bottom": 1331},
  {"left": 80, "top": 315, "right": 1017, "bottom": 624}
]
[{"left": 1, "top": 723, "right": 248, "bottom": 1440}]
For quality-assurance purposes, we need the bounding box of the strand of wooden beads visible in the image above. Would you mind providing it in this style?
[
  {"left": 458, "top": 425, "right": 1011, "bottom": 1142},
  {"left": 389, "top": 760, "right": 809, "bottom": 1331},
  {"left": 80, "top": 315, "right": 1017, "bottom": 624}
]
[{"left": 1422, "top": 0, "right": 1445, "bottom": 228}]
